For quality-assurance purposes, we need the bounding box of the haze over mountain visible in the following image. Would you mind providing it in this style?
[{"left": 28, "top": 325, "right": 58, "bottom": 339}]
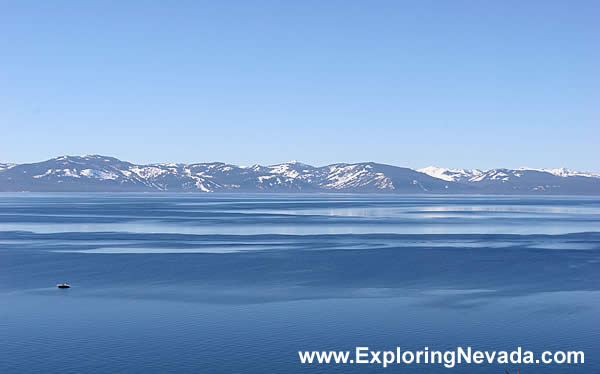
[{"left": 0, "top": 155, "right": 598, "bottom": 195}]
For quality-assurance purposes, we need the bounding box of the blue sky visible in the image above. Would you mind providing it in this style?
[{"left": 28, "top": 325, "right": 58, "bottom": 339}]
[{"left": 1, "top": 1, "right": 598, "bottom": 170}]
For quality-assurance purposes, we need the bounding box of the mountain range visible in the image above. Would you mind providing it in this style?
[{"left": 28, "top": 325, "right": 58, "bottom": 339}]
[{"left": 0, "top": 155, "right": 598, "bottom": 195}]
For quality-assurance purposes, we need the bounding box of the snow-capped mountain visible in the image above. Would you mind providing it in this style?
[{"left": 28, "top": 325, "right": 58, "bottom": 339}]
[
  {"left": 516, "top": 167, "right": 600, "bottom": 178},
  {"left": 419, "top": 165, "right": 600, "bottom": 182},
  {"left": 0, "top": 155, "right": 598, "bottom": 194},
  {"left": 418, "top": 165, "right": 600, "bottom": 194}
]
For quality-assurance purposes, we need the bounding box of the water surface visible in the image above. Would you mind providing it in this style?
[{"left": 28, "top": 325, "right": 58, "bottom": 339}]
[{"left": 1, "top": 193, "right": 599, "bottom": 373}]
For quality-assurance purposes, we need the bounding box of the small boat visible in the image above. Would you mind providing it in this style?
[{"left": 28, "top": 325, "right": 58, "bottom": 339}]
[{"left": 57, "top": 283, "right": 70, "bottom": 289}]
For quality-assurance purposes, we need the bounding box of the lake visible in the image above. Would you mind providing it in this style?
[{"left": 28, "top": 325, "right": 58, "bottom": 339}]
[{"left": 1, "top": 193, "right": 599, "bottom": 373}]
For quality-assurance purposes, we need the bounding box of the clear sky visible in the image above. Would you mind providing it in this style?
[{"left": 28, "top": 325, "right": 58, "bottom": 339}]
[{"left": 1, "top": 1, "right": 598, "bottom": 170}]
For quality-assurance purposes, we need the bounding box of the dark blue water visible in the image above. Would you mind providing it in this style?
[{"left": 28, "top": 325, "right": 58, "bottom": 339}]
[{"left": 1, "top": 194, "right": 599, "bottom": 373}]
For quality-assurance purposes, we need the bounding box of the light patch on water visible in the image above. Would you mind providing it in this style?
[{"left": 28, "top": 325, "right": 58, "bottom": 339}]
[
  {"left": 3, "top": 221, "right": 600, "bottom": 235},
  {"left": 53, "top": 245, "right": 280, "bottom": 254},
  {"left": 423, "top": 289, "right": 497, "bottom": 296}
]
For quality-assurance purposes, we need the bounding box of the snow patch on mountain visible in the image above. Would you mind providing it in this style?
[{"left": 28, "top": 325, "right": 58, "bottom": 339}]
[
  {"left": 33, "top": 169, "right": 81, "bottom": 178},
  {"left": 80, "top": 169, "right": 119, "bottom": 180},
  {"left": 130, "top": 166, "right": 167, "bottom": 179},
  {"left": 324, "top": 164, "right": 394, "bottom": 190},
  {"left": 417, "top": 166, "right": 481, "bottom": 182}
]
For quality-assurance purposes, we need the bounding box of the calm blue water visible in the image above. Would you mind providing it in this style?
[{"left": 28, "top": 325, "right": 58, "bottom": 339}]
[{"left": 1, "top": 193, "right": 599, "bottom": 373}]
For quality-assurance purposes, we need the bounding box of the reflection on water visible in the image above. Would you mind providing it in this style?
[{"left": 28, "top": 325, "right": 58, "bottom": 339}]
[
  {"left": 2, "top": 193, "right": 600, "bottom": 236},
  {"left": 0, "top": 193, "right": 599, "bottom": 373}
]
